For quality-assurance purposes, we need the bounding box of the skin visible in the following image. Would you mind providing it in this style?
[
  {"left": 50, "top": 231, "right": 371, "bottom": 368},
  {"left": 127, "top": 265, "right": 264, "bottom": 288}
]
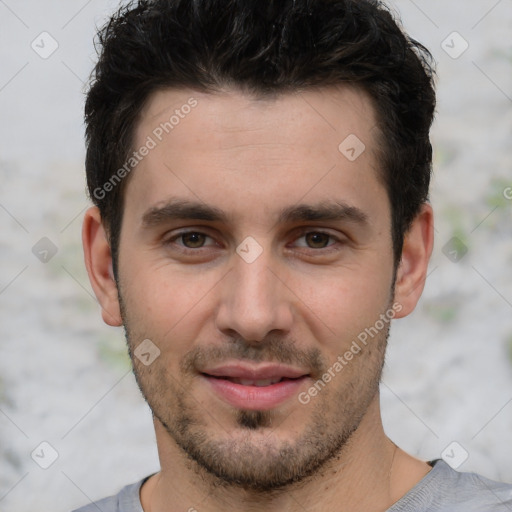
[{"left": 83, "top": 86, "right": 434, "bottom": 511}]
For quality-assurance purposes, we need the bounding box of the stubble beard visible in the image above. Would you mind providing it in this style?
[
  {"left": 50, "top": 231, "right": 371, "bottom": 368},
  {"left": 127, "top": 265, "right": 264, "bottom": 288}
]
[{"left": 119, "top": 293, "right": 389, "bottom": 493}]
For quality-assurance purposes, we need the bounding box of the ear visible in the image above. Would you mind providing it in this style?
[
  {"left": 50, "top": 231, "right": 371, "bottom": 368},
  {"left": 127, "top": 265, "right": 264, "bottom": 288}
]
[
  {"left": 393, "top": 203, "right": 434, "bottom": 318},
  {"left": 82, "top": 206, "right": 123, "bottom": 326}
]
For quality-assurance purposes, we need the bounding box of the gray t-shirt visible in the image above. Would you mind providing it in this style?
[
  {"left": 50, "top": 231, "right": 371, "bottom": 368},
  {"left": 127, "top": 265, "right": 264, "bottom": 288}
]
[{"left": 72, "top": 460, "right": 512, "bottom": 512}]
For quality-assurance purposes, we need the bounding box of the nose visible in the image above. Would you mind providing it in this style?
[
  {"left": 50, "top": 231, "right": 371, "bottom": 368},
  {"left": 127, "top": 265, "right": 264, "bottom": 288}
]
[{"left": 214, "top": 250, "right": 293, "bottom": 343}]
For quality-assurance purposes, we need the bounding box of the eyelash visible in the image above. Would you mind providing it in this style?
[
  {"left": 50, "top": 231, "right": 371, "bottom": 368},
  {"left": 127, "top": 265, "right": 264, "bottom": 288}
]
[{"left": 163, "top": 229, "right": 343, "bottom": 255}]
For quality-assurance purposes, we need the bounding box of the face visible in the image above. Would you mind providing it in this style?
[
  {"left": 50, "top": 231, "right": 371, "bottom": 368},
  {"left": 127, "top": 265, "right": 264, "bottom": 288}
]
[{"left": 116, "top": 87, "right": 397, "bottom": 490}]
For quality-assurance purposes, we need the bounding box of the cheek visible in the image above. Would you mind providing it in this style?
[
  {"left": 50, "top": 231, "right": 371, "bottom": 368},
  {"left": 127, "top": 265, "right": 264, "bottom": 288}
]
[
  {"left": 120, "top": 263, "right": 220, "bottom": 350},
  {"left": 288, "top": 265, "right": 393, "bottom": 348},
  {"left": 280, "top": 225, "right": 394, "bottom": 325}
]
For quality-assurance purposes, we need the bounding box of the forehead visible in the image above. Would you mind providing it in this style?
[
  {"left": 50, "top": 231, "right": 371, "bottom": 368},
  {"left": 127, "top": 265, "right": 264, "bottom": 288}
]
[
  {"left": 126, "top": 86, "right": 385, "bottom": 224},
  {"left": 139, "top": 85, "right": 377, "bottom": 151}
]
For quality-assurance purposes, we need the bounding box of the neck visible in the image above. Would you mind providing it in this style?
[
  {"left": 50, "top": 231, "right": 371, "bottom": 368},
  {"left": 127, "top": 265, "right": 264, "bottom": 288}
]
[{"left": 141, "top": 397, "right": 430, "bottom": 512}]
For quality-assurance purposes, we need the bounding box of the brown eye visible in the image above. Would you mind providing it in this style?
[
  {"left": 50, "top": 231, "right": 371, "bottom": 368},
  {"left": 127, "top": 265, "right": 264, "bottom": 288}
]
[
  {"left": 181, "top": 232, "right": 207, "bottom": 248},
  {"left": 305, "top": 232, "right": 331, "bottom": 248}
]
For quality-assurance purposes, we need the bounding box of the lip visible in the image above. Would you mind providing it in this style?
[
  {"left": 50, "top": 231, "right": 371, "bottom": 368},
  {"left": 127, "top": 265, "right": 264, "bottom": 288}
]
[
  {"left": 202, "top": 362, "right": 308, "bottom": 380},
  {"left": 201, "top": 362, "right": 310, "bottom": 410}
]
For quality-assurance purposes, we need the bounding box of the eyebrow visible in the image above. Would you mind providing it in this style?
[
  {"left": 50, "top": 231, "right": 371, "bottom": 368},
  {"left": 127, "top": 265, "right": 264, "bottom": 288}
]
[
  {"left": 142, "top": 199, "right": 228, "bottom": 227},
  {"left": 277, "top": 202, "right": 368, "bottom": 225},
  {"left": 141, "top": 198, "right": 369, "bottom": 228}
]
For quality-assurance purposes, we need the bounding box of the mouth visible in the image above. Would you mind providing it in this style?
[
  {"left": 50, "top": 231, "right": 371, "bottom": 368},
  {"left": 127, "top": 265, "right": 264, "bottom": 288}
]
[
  {"left": 200, "top": 363, "right": 310, "bottom": 410},
  {"left": 212, "top": 376, "right": 293, "bottom": 386}
]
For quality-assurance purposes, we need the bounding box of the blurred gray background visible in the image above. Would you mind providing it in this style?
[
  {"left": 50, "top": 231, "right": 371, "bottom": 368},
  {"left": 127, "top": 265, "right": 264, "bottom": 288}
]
[{"left": 0, "top": 1, "right": 511, "bottom": 511}]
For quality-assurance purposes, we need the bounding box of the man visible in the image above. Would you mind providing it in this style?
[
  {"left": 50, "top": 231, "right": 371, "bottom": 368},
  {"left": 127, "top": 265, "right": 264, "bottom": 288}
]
[{"left": 76, "top": 0, "right": 512, "bottom": 510}]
